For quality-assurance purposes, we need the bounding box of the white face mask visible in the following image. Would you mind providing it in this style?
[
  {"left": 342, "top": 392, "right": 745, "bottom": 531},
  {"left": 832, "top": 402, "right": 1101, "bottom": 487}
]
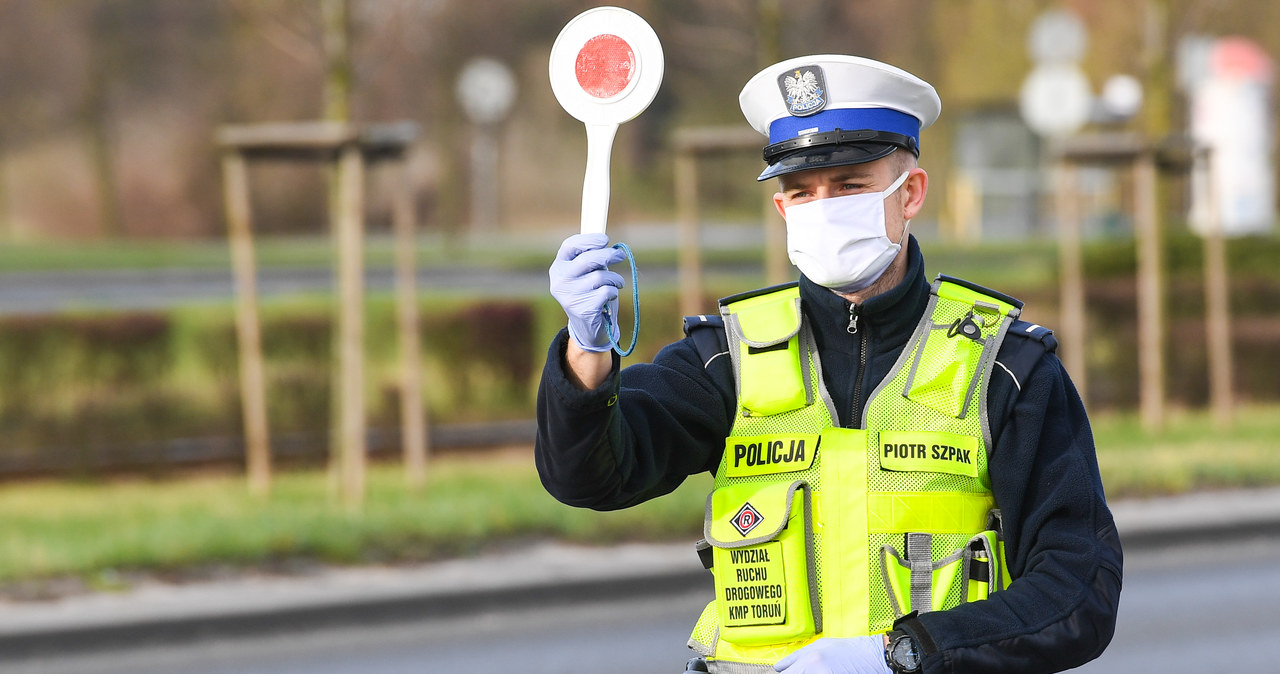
[{"left": 784, "top": 170, "right": 910, "bottom": 294}]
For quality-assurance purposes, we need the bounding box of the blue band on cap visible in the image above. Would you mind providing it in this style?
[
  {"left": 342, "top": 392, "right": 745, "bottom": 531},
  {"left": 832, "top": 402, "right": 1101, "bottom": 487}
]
[{"left": 768, "top": 108, "right": 921, "bottom": 146}]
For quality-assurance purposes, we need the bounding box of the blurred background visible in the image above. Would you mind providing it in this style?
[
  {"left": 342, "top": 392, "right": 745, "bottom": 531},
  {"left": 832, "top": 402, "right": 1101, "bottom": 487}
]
[
  {"left": 0, "top": 1, "right": 1277, "bottom": 672},
  {"left": 1, "top": 0, "right": 1275, "bottom": 239},
  {"left": 0, "top": 0, "right": 1275, "bottom": 479}
]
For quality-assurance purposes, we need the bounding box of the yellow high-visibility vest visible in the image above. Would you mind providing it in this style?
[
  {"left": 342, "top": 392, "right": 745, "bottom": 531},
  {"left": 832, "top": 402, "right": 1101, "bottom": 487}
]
[{"left": 689, "top": 277, "right": 1019, "bottom": 672}]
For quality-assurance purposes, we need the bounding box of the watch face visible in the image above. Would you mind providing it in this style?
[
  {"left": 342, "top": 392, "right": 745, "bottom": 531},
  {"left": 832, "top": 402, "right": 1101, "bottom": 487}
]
[{"left": 892, "top": 636, "right": 921, "bottom": 670}]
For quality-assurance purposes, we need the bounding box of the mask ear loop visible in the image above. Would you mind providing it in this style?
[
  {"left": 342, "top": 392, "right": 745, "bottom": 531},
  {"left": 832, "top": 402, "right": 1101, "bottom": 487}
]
[
  {"left": 883, "top": 170, "right": 911, "bottom": 197},
  {"left": 887, "top": 170, "right": 912, "bottom": 247},
  {"left": 602, "top": 241, "right": 640, "bottom": 356}
]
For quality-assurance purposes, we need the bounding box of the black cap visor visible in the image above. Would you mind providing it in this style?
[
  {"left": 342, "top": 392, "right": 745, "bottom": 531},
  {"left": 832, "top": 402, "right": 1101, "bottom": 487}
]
[
  {"left": 757, "top": 143, "right": 898, "bottom": 181},
  {"left": 757, "top": 128, "right": 919, "bottom": 181}
]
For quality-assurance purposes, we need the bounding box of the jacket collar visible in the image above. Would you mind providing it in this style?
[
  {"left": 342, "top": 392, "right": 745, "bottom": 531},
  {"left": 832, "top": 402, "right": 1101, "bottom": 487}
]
[{"left": 798, "top": 235, "right": 929, "bottom": 343}]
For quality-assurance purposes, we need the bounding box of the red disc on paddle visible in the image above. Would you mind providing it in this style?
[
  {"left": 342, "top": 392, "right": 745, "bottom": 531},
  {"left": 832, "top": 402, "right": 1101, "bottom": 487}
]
[{"left": 575, "top": 34, "right": 636, "bottom": 99}]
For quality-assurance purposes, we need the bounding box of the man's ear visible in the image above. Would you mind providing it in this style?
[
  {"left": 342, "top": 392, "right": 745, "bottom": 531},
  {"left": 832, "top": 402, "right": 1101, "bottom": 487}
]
[
  {"left": 773, "top": 192, "right": 787, "bottom": 220},
  {"left": 901, "top": 168, "right": 928, "bottom": 221}
]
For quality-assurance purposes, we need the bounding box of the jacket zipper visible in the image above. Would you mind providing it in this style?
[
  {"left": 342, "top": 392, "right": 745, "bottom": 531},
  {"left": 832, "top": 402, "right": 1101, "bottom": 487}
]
[{"left": 848, "top": 302, "right": 867, "bottom": 428}]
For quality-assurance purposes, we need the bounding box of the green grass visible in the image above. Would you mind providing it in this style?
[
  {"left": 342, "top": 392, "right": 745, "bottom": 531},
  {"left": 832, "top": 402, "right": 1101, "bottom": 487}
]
[
  {"left": 0, "top": 231, "right": 1054, "bottom": 280},
  {"left": 0, "top": 403, "right": 1277, "bottom": 588},
  {"left": 1093, "top": 403, "right": 1280, "bottom": 498},
  {"left": 0, "top": 456, "right": 711, "bottom": 585}
]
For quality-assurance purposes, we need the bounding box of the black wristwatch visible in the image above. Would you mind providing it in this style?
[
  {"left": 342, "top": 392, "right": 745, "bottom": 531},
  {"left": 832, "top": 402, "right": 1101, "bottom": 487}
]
[{"left": 885, "top": 630, "right": 922, "bottom": 673}]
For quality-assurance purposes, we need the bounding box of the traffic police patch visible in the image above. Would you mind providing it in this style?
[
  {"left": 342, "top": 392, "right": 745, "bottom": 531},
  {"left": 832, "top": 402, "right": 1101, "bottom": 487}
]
[
  {"left": 731, "top": 501, "right": 764, "bottom": 537},
  {"left": 777, "top": 65, "right": 827, "bottom": 116}
]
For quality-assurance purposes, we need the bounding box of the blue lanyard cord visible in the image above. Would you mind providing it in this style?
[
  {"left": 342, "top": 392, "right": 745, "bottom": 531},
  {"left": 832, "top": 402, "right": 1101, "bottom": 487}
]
[{"left": 603, "top": 241, "right": 640, "bottom": 357}]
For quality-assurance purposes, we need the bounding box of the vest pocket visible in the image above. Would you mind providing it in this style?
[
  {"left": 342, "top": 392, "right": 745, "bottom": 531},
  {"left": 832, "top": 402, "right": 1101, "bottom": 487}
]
[
  {"left": 961, "top": 530, "right": 1003, "bottom": 602},
  {"left": 725, "top": 296, "right": 811, "bottom": 417},
  {"left": 878, "top": 530, "right": 1005, "bottom": 617},
  {"left": 702, "top": 480, "right": 818, "bottom": 646},
  {"left": 903, "top": 322, "right": 988, "bottom": 419}
]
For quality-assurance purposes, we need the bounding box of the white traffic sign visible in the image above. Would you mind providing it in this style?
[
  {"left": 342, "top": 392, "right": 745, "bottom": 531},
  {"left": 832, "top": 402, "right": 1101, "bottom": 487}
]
[
  {"left": 1028, "top": 8, "right": 1087, "bottom": 64},
  {"left": 1019, "top": 63, "right": 1092, "bottom": 138},
  {"left": 1100, "top": 73, "right": 1143, "bottom": 120},
  {"left": 457, "top": 58, "right": 517, "bottom": 125}
]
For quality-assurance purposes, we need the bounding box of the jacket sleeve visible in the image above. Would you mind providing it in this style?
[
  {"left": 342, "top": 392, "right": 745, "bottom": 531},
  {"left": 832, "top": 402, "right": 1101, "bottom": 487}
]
[
  {"left": 535, "top": 327, "right": 735, "bottom": 510},
  {"left": 897, "top": 352, "right": 1123, "bottom": 674}
]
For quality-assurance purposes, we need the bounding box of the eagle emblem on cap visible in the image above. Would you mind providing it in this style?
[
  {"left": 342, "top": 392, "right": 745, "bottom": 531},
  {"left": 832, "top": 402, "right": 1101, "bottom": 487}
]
[{"left": 778, "top": 66, "right": 826, "bottom": 116}]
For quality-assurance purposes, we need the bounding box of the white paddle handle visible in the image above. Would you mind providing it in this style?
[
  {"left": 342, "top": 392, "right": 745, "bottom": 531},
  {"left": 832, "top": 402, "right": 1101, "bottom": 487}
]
[{"left": 580, "top": 122, "right": 619, "bottom": 235}]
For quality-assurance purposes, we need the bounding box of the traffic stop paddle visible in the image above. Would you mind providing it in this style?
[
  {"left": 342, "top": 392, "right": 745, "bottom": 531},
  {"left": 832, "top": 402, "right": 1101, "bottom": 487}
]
[{"left": 549, "top": 6, "right": 664, "bottom": 354}]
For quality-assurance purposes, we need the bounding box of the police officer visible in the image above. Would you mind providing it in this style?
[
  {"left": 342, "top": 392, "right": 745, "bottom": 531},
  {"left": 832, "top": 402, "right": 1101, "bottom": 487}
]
[{"left": 539, "top": 54, "right": 1121, "bottom": 674}]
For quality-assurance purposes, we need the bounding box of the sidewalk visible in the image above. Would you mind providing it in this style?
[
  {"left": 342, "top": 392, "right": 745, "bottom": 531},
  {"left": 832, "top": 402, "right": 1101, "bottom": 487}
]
[
  {"left": 2, "top": 487, "right": 1280, "bottom": 657},
  {"left": 0, "top": 541, "right": 709, "bottom": 658}
]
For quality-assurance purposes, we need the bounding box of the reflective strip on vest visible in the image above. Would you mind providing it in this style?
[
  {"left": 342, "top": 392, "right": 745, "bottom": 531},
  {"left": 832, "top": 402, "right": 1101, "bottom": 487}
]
[{"left": 866, "top": 492, "right": 996, "bottom": 534}]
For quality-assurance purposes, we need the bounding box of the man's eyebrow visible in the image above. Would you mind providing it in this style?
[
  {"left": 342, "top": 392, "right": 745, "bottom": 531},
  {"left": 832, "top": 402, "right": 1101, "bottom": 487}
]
[
  {"left": 827, "top": 169, "right": 876, "bottom": 182},
  {"left": 780, "top": 180, "right": 811, "bottom": 192},
  {"left": 781, "top": 170, "right": 873, "bottom": 191}
]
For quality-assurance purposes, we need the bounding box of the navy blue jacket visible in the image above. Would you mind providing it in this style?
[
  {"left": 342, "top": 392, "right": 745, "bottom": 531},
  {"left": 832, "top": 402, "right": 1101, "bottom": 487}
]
[{"left": 536, "top": 237, "right": 1122, "bottom": 674}]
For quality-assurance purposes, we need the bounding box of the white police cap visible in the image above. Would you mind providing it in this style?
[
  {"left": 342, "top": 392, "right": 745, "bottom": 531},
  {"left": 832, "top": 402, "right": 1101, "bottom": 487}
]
[{"left": 740, "top": 54, "right": 941, "bottom": 181}]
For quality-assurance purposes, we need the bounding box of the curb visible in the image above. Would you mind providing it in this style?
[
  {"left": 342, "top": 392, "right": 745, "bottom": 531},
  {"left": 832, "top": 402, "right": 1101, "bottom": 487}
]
[
  {"left": 1109, "top": 486, "right": 1280, "bottom": 549},
  {"left": 0, "top": 541, "right": 708, "bottom": 660},
  {"left": 0, "top": 567, "right": 711, "bottom": 660}
]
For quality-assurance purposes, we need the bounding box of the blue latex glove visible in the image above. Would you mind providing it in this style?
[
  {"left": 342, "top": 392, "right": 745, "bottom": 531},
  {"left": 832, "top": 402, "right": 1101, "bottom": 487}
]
[
  {"left": 774, "top": 636, "right": 892, "bottom": 674},
  {"left": 549, "top": 233, "right": 627, "bottom": 352}
]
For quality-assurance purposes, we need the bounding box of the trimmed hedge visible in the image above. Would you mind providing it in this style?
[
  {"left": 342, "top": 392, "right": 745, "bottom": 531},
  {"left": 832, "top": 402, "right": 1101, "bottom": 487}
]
[
  {"left": 0, "top": 290, "right": 691, "bottom": 475},
  {"left": 1, "top": 231, "right": 1278, "bottom": 475}
]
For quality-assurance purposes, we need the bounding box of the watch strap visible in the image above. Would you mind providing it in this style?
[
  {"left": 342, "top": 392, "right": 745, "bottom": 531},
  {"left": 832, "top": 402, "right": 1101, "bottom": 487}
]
[{"left": 891, "top": 611, "right": 938, "bottom": 668}]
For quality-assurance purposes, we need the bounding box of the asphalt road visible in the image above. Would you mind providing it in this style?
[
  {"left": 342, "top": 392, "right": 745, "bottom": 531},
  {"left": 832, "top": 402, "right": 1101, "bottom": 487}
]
[
  {"left": 3, "top": 590, "right": 710, "bottom": 674},
  {"left": 1074, "top": 535, "right": 1280, "bottom": 674},
  {"left": 10, "top": 536, "right": 1280, "bottom": 674}
]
